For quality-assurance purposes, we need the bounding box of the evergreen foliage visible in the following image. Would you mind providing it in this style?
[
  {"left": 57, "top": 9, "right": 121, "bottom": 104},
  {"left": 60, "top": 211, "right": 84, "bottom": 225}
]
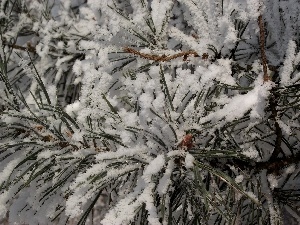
[{"left": 0, "top": 0, "right": 300, "bottom": 224}]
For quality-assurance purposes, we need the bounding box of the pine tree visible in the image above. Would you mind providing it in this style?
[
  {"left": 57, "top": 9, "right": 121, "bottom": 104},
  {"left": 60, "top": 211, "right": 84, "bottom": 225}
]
[{"left": 1, "top": 0, "right": 300, "bottom": 224}]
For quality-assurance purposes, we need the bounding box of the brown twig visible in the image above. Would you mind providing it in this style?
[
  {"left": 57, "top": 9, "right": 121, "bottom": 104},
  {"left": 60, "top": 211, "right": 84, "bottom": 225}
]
[
  {"left": 257, "top": 11, "right": 284, "bottom": 167},
  {"left": 5, "top": 42, "right": 36, "bottom": 53},
  {"left": 233, "top": 151, "right": 300, "bottom": 175},
  {"left": 268, "top": 88, "right": 284, "bottom": 162},
  {"left": 258, "top": 15, "right": 270, "bottom": 82},
  {"left": 256, "top": 152, "right": 300, "bottom": 175},
  {"left": 123, "top": 46, "right": 200, "bottom": 62},
  {"left": 178, "top": 134, "right": 194, "bottom": 150}
]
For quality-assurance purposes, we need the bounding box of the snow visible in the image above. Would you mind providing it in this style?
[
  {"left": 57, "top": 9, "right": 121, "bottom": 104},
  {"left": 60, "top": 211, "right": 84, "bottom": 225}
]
[
  {"left": 267, "top": 174, "right": 278, "bottom": 190},
  {"left": 130, "top": 0, "right": 148, "bottom": 24},
  {"left": 280, "top": 40, "right": 297, "bottom": 86},
  {"left": 143, "top": 154, "right": 165, "bottom": 183},
  {"left": 277, "top": 120, "right": 292, "bottom": 135},
  {"left": 235, "top": 175, "right": 244, "bottom": 183},
  {"left": 242, "top": 147, "right": 259, "bottom": 159},
  {"left": 245, "top": 191, "right": 259, "bottom": 203},
  {"left": 65, "top": 100, "right": 81, "bottom": 114},
  {"left": 0, "top": 157, "right": 24, "bottom": 185},
  {"left": 157, "top": 160, "right": 174, "bottom": 195},
  {"left": 185, "top": 153, "right": 194, "bottom": 169},
  {"left": 151, "top": 0, "right": 173, "bottom": 33},
  {"left": 200, "top": 79, "right": 272, "bottom": 123},
  {"left": 0, "top": 191, "right": 9, "bottom": 219}
]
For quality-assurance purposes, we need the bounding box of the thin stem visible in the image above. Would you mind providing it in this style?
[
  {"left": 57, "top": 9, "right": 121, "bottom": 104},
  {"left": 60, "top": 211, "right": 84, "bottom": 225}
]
[
  {"left": 5, "top": 42, "right": 36, "bottom": 53},
  {"left": 123, "top": 46, "right": 202, "bottom": 62},
  {"left": 258, "top": 15, "right": 269, "bottom": 82}
]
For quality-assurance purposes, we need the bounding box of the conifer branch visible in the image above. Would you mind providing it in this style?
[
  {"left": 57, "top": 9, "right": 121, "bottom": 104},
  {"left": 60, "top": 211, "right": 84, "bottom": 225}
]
[{"left": 1, "top": 1, "right": 300, "bottom": 224}]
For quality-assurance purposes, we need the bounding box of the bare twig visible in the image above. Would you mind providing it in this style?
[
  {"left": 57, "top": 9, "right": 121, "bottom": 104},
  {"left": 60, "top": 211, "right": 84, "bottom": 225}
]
[
  {"left": 123, "top": 46, "right": 201, "bottom": 62},
  {"left": 5, "top": 42, "right": 36, "bottom": 53},
  {"left": 233, "top": 152, "right": 300, "bottom": 175},
  {"left": 258, "top": 15, "right": 270, "bottom": 82},
  {"left": 256, "top": 152, "right": 300, "bottom": 175},
  {"left": 270, "top": 96, "right": 283, "bottom": 159}
]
